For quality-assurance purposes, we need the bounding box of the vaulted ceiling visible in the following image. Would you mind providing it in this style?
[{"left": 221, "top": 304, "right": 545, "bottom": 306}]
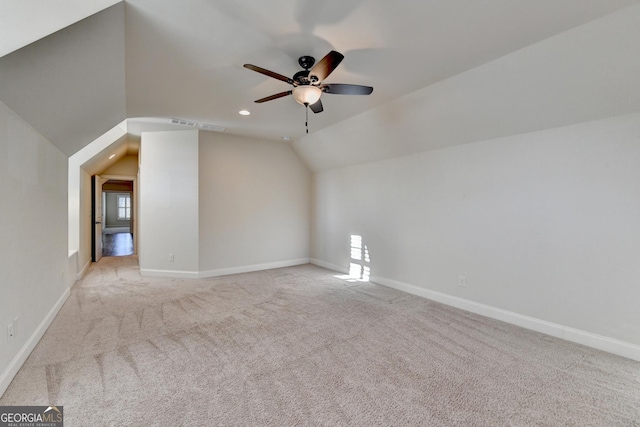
[{"left": 1, "top": 0, "right": 638, "bottom": 158}]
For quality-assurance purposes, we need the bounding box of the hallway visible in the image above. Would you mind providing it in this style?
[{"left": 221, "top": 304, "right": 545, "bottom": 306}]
[{"left": 102, "top": 232, "right": 133, "bottom": 257}]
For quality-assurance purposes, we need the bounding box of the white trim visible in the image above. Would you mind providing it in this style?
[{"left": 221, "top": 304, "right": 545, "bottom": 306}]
[
  {"left": 0, "top": 287, "right": 70, "bottom": 397},
  {"left": 102, "top": 226, "right": 130, "bottom": 234},
  {"left": 100, "top": 174, "right": 137, "bottom": 256},
  {"left": 309, "top": 260, "right": 640, "bottom": 362},
  {"left": 563, "top": 327, "right": 640, "bottom": 362},
  {"left": 140, "top": 269, "right": 199, "bottom": 279},
  {"left": 310, "top": 258, "right": 348, "bottom": 275},
  {"left": 140, "top": 258, "right": 310, "bottom": 280},
  {"left": 198, "top": 258, "right": 310, "bottom": 279},
  {"left": 77, "top": 258, "right": 91, "bottom": 280},
  {"left": 100, "top": 174, "right": 136, "bottom": 181},
  {"left": 68, "top": 250, "right": 78, "bottom": 287}
]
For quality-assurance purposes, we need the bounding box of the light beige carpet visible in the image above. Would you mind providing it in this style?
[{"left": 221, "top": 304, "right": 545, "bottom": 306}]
[{"left": 2, "top": 256, "right": 639, "bottom": 426}]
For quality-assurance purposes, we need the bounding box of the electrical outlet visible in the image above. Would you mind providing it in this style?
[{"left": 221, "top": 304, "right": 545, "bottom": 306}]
[
  {"left": 169, "top": 253, "right": 174, "bottom": 262},
  {"left": 7, "top": 322, "right": 15, "bottom": 342},
  {"left": 458, "top": 275, "right": 467, "bottom": 287}
]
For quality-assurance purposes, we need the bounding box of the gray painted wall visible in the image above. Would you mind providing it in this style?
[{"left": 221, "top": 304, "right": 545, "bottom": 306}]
[
  {"left": 104, "top": 191, "right": 131, "bottom": 228},
  {"left": 0, "top": 100, "right": 69, "bottom": 395}
]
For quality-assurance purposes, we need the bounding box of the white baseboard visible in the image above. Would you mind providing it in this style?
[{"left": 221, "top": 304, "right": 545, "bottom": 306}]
[
  {"left": 0, "top": 287, "right": 70, "bottom": 398},
  {"left": 68, "top": 250, "right": 78, "bottom": 287},
  {"left": 140, "top": 258, "right": 310, "bottom": 280},
  {"left": 199, "top": 258, "right": 310, "bottom": 279},
  {"left": 77, "top": 258, "right": 91, "bottom": 280},
  {"left": 562, "top": 327, "right": 640, "bottom": 362},
  {"left": 309, "top": 259, "right": 640, "bottom": 362},
  {"left": 310, "top": 258, "right": 349, "bottom": 274},
  {"left": 140, "top": 269, "right": 199, "bottom": 279}
]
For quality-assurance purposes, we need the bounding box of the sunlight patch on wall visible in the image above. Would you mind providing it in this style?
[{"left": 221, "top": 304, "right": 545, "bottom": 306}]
[{"left": 336, "top": 234, "right": 371, "bottom": 282}]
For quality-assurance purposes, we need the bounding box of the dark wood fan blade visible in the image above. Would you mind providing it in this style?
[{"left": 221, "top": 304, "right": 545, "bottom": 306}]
[
  {"left": 322, "top": 84, "right": 373, "bottom": 95},
  {"left": 309, "top": 99, "right": 323, "bottom": 114},
  {"left": 309, "top": 51, "right": 344, "bottom": 82},
  {"left": 255, "top": 91, "right": 292, "bottom": 103},
  {"left": 244, "top": 64, "right": 294, "bottom": 85}
]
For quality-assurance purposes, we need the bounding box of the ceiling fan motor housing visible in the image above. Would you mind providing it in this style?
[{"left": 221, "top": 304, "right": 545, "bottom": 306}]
[
  {"left": 298, "top": 55, "right": 315, "bottom": 70},
  {"left": 293, "top": 70, "right": 314, "bottom": 85},
  {"left": 244, "top": 50, "right": 372, "bottom": 115}
]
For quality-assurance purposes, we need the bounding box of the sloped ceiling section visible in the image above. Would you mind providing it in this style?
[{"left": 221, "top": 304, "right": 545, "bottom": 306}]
[
  {"left": 81, "top": 134, "right": 130, "bottom": 176},
  {"left": 293, "top": 3, "right": 640, "bottom": 172},
  {"left": 0, "top": 3, "right": 127, "bottom": 156},
  {"left": 0, "top": 0, "right": 122, "bottom": 57},
  {"left": 123, "top": 0, "right": 639, "bottom": 143},
  {"left": 1, "top": 0, "right": 638, "bottom": 159}
]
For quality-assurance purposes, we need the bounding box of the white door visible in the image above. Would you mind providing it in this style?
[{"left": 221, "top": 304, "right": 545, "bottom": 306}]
[{"left": 94, "top": 175, "right": 103, "bottom": 262}]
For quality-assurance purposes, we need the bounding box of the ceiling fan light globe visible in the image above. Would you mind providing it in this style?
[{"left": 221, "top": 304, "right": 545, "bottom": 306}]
[{"left": 293, "top": 86, "right": 322, "bottom": 106}]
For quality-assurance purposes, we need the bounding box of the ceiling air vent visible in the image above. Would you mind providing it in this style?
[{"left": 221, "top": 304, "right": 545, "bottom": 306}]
[
  {"left": 171, "top": 119, "right": 198, "bottom": 127},
  {"left": 200, "top": 123, "right": 226, "bottom": 132},
  {"left": 170, "top": 118, "right": 226, "bottom": 132}
]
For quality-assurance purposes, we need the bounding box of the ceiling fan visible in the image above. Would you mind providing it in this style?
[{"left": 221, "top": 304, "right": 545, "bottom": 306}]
[{"left": 244, "top": 51, "right": 373, "bottom": 132}]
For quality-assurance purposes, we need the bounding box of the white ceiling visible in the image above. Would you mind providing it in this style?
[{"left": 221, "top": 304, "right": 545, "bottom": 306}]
[
  {"left": 1, "top": 0, "right": 639, "bottom": 155},
  {"left": 0, "top": 3, "right": 127, "bottom": 156},
  {"left": 0, "top": 0, "right": 120, "bottom": 57}
]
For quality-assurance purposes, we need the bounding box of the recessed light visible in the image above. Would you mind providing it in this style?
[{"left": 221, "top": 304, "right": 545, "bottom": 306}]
[
  {"left": 108, "top": 154, "right": 116, "bottom": 160},
  {"left": 239, "top": 110, "right": 250, "bottom": 116},
  {"left": 282, "top": 136, "right": 291, "bottom": 141}
]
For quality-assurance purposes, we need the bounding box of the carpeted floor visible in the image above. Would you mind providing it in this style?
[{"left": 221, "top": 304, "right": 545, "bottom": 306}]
[{"left": 2, "top": 256, "right": 639, "bottom": 426}]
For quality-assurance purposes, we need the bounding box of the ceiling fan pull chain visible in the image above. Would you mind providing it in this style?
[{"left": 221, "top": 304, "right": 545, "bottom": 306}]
[{"left": 305, "top": 104, "right": 309, "bottom": 134}]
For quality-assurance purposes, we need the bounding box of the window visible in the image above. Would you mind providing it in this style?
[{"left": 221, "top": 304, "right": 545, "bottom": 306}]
[{"left": 117, "top": 194, "right": 131, "bottom": 220}]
